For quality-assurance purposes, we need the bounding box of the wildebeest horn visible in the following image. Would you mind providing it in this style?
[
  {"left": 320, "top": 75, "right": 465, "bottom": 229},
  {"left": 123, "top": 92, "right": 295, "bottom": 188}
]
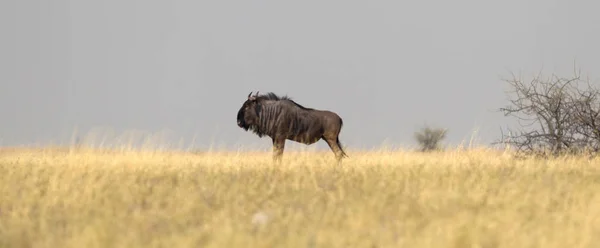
[
  {"left": 248, "top": 91, "right": 253, "bottom": 99},
  {"left": 255, "top": 91, "right": 259, "bottom": 97}
]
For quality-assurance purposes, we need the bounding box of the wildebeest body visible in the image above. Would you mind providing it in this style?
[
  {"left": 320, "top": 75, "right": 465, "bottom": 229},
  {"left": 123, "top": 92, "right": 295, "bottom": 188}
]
[{"left": 237, "top": 92, "right": 348, "bottom": 163}]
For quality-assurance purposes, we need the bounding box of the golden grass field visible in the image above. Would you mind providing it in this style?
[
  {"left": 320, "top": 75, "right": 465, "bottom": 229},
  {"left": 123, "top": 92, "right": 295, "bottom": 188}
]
[{"left": 2, "top": 146, "right": 600, "bottom": 248}]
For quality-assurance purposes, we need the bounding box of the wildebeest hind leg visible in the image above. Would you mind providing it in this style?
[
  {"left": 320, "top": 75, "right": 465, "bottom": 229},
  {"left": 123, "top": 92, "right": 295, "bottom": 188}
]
[
  {"left": 272, "top": 137, "right": 285, "bottom": 164},
  {"left": 323, "top": 136, "right": 344, "bottom": 164}
]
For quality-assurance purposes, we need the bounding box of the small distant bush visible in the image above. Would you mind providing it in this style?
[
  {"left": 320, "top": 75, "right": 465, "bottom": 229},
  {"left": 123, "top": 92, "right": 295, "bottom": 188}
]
[{"left": 414, "top": 126, "right": 448, "bottom": 152}]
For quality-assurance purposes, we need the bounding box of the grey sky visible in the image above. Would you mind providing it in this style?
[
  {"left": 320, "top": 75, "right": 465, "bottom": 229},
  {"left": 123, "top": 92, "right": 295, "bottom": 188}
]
[{"left": 1, "top": 0, "right": 599, "bottom": 151}]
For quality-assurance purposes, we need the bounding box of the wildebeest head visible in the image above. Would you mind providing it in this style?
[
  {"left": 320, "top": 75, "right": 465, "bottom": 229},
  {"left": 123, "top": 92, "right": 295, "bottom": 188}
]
[{"left": 237, "top": 91, "right": 261, "bottom": 131}]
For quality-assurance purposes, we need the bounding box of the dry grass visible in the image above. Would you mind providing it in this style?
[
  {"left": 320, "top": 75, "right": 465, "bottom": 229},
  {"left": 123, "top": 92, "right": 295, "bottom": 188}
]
[{"left": 1, "top": 146, "right": 600, "bottom": 248}]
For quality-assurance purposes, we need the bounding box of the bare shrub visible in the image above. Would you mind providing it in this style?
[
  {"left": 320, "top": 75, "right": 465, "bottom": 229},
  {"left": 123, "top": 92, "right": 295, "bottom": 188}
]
[{"left": 496, "top": 67, "right": 600, "bottom": 157}]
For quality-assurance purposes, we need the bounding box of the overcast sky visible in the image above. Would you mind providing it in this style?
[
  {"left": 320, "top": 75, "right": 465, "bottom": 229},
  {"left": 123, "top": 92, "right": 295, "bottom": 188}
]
[{"left": 1, "top": 0, "right": 599, "bottom": 151}]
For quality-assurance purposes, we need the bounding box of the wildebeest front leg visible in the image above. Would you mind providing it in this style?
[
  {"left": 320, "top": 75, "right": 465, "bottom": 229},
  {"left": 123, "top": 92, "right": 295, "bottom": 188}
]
[{"left": 272, "top": 137, "right": 285, "bottom": 164}]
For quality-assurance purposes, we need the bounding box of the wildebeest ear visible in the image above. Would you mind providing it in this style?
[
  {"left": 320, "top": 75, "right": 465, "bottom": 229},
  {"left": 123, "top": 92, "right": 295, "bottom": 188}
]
[{"left": 248, "top": 91, "right": 259, "bottom": 101}]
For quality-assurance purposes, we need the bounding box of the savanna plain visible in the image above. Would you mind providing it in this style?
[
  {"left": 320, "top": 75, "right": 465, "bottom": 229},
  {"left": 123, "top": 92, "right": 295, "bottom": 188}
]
[{"left": 2, "top": 146, "right": 600, "bottom": 248}]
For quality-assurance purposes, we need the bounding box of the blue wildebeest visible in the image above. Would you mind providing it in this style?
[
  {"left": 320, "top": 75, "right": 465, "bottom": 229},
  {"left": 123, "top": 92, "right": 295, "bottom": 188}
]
[{"left": 236, "top": 91, "right": 348, "bottom": 164}]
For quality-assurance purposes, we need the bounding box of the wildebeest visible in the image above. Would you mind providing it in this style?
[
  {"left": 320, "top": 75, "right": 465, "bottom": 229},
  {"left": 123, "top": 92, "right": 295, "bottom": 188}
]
[{"left": 236, "top": 91, "right": 348, "bottom": 164}]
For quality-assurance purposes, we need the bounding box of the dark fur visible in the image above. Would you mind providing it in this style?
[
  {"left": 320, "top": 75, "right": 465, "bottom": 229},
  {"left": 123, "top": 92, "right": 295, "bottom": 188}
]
[{"left": 237, "top": 92, "right": 348, "bottom": 163}]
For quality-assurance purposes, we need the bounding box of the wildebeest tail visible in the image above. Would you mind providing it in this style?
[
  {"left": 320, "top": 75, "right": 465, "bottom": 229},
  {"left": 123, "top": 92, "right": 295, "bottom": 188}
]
[
  {"left": 337, "top": 118, "right": 348, "bottom": 158},
  {"left": 337, "top": 137, "right": 348, "bottom": 158}
]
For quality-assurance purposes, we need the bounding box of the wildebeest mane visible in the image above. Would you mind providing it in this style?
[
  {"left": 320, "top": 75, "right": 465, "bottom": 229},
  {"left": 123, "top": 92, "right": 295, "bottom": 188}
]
[{"left": 255, "top": 92, "right": 314, "bottom": 111}]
